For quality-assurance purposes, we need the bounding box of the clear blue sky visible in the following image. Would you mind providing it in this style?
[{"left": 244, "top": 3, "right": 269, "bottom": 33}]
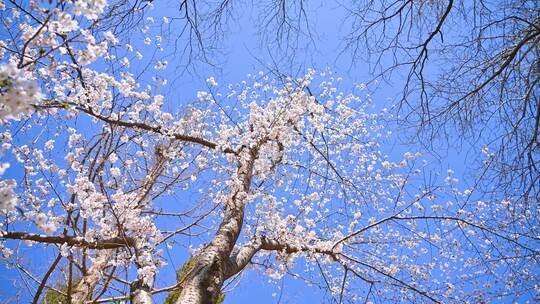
[{"left": 0, "top": 1, "right": 493, "bottom": 303}]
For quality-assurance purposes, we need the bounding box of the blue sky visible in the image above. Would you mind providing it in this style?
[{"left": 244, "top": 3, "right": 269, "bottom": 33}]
[{"left": 0, "top": 0, "right": 500, "bottom": 303}]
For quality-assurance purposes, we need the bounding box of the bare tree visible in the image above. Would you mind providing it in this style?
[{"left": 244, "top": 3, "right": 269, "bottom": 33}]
[{"left": 340, "top": 0, "right": 540, "bottom": 203}]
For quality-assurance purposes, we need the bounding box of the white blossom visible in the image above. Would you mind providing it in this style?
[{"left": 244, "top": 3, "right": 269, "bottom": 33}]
[{"left": 0, "top": 63, "right": 40, "bottom": 121}]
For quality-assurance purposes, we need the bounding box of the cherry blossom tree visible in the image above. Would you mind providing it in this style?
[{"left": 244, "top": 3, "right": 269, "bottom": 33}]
[{"left": 0, "top": 1, "right": 539, "bottom": 303}]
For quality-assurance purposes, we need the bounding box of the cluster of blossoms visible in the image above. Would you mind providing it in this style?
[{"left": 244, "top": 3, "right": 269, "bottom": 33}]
[
  {"left": 0, "top": 63, "right": 40, "bottom": 121},
  {"left": 73, "top": 0, "right": 108, "bottom": 20},
  {"left": 0, "top": 135, "right": 16, "bottom": 214},
  {"left": 0, "top": 179, "right": 17, "bottom": 213},
  {"left": 0, "top": 133, "right": 16, "bottom": 258}
]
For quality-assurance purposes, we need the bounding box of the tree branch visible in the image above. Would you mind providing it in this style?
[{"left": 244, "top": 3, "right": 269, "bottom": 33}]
[{"left": 1, "top": 231, "right": 135, "bottom": 249}]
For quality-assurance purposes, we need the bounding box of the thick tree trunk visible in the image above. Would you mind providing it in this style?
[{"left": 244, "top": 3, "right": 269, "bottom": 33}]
[
  {"left": 130, "top": 279, "right": 154, "bottom": 304},
  {"left": 174, "top": 209, "right": 243, "bottom": 304},
  {"left": 175, "top": 257, "right": 223, "bottom": 304},
  {"left": 175, "top": 153, "right": 255, "bottom": 304}
]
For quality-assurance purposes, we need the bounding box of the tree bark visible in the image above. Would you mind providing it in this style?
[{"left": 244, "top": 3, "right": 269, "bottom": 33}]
[
  {"left": 71, "top": 251, "right": 112, "bottom": 303},
  {"left": 130, "top": 279, "right": 154, "bottom": 304},
  {"left": 174, "top": 205, "right": 244, "bottom": 304},
  {"left": 174, "top": 151, "right": 255, "bottom": 304}
]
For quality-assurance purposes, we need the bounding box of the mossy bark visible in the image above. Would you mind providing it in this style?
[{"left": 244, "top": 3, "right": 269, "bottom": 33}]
[{"left": 165, "top": 256, "right": 225, "bottom": 304}]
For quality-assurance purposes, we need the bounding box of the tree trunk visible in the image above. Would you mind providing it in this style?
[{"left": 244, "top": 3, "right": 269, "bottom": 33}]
[
  {"left": 71, "top": 252, "right": 111, "bottom": 303},
  {"left": 175, "top": 257, "right": 223, "bottom": 304},
  {"left": 174, "top": 211, "right": 242, "bottom": 304},
  {"left": 175, "top": 151, "right": 255, "bottom": 304},
  {"left": 130, "top": 279, "right": 154, "bottom": 304}
]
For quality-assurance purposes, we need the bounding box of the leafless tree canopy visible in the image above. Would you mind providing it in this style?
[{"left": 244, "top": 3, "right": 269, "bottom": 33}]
[{"left": 340, "top": 0, "right": 540, "bottom": 202}]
